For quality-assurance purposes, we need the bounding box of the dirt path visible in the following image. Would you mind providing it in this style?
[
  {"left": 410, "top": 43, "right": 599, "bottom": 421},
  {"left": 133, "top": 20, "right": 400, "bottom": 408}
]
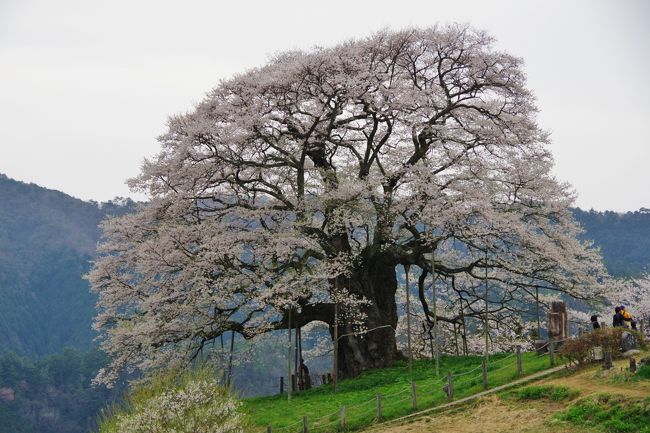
[
  {"left": 537, "top": 358, "right": 650, "bottom": 398},
  {"left": 375, "top": 396, "right": 590, "bottom": 433}
]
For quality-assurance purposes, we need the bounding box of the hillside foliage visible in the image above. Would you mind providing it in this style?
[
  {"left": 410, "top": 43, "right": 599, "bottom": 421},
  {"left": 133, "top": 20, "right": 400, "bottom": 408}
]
[
  {"left": 0, "top": 173, "right": 135, "bottom": 356},
  {"left": 0, "top": 348, "right": 123, "bottom": 433}
]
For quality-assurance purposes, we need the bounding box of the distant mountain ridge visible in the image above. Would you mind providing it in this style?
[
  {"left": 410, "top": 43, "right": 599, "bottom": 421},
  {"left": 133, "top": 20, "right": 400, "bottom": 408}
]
[
  {"left": 0, "top": 173, "right": 648, "bottom": 357},
  {"left": 574, "top": 207, "right": 650, "bottom": 277},
  {"left": 0, "top": 174, "right": 135, "bottom": 357}
]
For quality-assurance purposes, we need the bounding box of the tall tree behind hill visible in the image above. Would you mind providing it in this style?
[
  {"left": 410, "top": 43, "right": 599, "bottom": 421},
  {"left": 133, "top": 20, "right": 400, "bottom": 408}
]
[
  {"left": 0, "top": 174, "right": 134, "bottom": 356},
  {"left": 573, "top": 208, "right": 650, "bottom": 277}
]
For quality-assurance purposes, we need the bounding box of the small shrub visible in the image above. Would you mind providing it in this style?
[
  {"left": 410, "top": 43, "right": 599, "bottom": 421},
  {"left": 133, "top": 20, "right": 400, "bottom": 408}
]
[
  {"left": 559, "top": 328, "right": 648, "bottom": 366},
  {"left": 98, "top": 366, "right": 242, "bottom": 433},
  {"left": 636, "top": 363, "right": 650, "bottom": 380},
  {"left": 558, "top": 337, "right": 593, "bottom": 366}
]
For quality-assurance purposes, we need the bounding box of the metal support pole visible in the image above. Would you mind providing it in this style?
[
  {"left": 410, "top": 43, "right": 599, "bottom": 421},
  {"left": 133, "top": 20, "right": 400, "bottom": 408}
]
[
  {"left": 227, "top": 330, "right": 235, "bottom": 388},
  {"left": 482, "top": 358, "right": 488, "bottom": 390},
  {"left": 484, "top": 249, "right": 489, "bottom": 365},
  {"left": 333, "top": 277, "right": 339, "bottom": 392},
  {"left": 431, "top": 250, "right": 439, "bottom": 377},
  {"left": 287, "top": 308, "right": 292, "bottom": 401},
  {"left": 405, "top": 264, "right": 413, "bottom": 375},
  {"left": 536, "top": 287, "right": 541, "bottom": 338}
]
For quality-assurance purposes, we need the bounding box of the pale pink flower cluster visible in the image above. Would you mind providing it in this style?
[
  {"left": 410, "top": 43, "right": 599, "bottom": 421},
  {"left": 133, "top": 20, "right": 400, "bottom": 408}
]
[{"left": 115, "top": 378, "right": 242, "bottom": 433}]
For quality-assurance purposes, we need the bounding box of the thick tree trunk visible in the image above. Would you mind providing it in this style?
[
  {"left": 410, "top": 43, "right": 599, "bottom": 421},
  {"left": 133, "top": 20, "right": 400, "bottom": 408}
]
[{"left": 330, "top": 251, "right": 402, "bottom": 378}]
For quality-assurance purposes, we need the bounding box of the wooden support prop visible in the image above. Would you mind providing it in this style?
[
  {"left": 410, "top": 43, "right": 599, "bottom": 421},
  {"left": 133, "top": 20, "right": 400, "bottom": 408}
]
[
  {"left": 446, "top": 371, "right": 454, "bottom": 400},
  {"left": 302, "top": 416, "right": 308, "bottom": 433},
  {"left": 411, "top": 381, "right": 417, "bottom": 410},
  {"left": 339, "top": 405, "right": 346, "bottom": 429},
  {"left": 376, "top": 393, "right": 382, "bottom": 420},
  {"left": 279, "top": 376, "right": 284, "bottom": 395},
  {"left": 549, "top": 339, "right": 555, "bottom": 367},
  {"left": 516, "top": 346, "right": 523, "bottom": 376},
  {"left": 482, "top": 358, "right": 488, "bottom": 390},
  {"left": 547, "top": 302, "right": 569, "bottom": 341}
]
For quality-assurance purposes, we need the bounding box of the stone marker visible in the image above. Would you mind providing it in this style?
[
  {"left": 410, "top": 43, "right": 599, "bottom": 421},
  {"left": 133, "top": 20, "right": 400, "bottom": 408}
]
[{"left": 547, "top": 301, "right": 568, "bottom": 343}]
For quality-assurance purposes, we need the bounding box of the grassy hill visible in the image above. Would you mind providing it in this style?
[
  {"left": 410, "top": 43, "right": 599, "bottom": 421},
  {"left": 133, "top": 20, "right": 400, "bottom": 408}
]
[
  {"left": 242, "top": 352, "right": 555, "bottom": 432},
  {"left": 98, "top": 350, "right": 650, "bottom": 433},
  {"left": 374, "top": 355, "right": 650, "bottom": 433}
]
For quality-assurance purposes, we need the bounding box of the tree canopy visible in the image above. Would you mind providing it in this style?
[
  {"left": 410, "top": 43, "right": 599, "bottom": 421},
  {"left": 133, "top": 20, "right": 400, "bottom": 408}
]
[{"left": 89, "top": 25, "right": 610, "bottom": 384}]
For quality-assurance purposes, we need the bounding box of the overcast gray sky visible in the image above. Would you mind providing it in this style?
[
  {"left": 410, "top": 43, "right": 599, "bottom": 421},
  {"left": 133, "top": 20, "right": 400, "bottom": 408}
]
[{"left": 1, "top": 0, "right": 648, "bottom": 210}]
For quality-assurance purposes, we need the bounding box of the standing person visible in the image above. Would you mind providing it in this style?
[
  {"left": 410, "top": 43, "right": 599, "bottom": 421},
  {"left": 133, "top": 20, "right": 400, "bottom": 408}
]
[
  {"left": 620, "top": 306, "right": 634, "bottom": 329},
  {"left": 613, "top": 307, "right": 624, "bottom": 327},
  {"left": 591, "top": 315, "right": 601, "bottom": 330},
  {"left": 298, "top": 358, "right": 311, "bottom": 390}
]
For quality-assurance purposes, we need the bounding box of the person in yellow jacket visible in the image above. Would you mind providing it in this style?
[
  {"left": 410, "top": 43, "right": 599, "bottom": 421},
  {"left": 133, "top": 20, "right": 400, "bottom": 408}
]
[{"left": 620, "top": 306, "right": 635, "bottom": 329}]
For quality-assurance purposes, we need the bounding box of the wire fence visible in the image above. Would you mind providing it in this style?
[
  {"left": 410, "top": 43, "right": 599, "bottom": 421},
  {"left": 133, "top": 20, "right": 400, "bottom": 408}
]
[{"left": 259, "top": 346, "right": 560, "bottom": 433}]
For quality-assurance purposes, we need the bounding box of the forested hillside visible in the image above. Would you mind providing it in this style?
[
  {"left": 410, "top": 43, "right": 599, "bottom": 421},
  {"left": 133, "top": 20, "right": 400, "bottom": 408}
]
[
  {"left": 0, "top": 348, "right": 124, "bottom": 433},
  {"left": 0, "top": 174, "right": 135, "bottom": 357},
  {"left": 573, "top": 208, "right": 650, "bottom": 277}
]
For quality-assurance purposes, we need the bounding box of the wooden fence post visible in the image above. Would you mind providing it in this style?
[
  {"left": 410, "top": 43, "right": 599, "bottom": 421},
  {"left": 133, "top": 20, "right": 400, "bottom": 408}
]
[
  {"left": 482, "top": 358, "right": 488, "bottom": 390},
  {"left": 302, "top": 416, "right": 308, "bottom": 433},
  {"left": 376, "top": 393, "right": 382, "bottom": 420},
  {"left": 279, "top": 377, "right": 284, "bottom": 395},
  {"left": 603, "top": 351, "right": 613, "bottom": 369},
  {"left": 267, "top": 426, "right": 272, "bottom": 433},
  {"left": 549, "top": 339, "right": 555, "bottom": 367},
  {"left": 446, "top": 371, "right": 454, "bottom": 400},
  {"left": 516, "top": 346, "right": 523, "bottom": 376},
  {"left": 321, "top": 374, "right": 327, "bottom": 385},
  {"left": 411, "top": 381, "right": 417, "bottom": 410},
  {"left": 291, "top": 374, "right": 297, "bottom": 392},
  {"left": 339, "top": 405, "right": 346, "bottom": 429}
]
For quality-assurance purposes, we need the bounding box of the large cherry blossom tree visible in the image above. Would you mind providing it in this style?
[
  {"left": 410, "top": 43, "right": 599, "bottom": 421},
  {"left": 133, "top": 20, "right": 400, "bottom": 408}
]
[{"left": 89, "top": 25, "right": 610, "bottom": 384}]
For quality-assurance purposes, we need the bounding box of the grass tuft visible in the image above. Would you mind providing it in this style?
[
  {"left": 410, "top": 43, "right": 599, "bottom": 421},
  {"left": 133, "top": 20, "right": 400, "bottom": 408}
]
[
  {"left": 509, "top": 385, "right": 579, "bottom": 402},
  {"left": 636, "top": 363, "right": 650, "bottom": 380},
  {"left": 558, "top": 394, "right": 650, "bottom": 433}
]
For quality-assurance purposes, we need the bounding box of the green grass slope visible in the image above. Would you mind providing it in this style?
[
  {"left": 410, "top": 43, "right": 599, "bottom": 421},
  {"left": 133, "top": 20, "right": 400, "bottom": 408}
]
[{"left": 243, "top": 352, "right": 555, "bottom": 432}]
